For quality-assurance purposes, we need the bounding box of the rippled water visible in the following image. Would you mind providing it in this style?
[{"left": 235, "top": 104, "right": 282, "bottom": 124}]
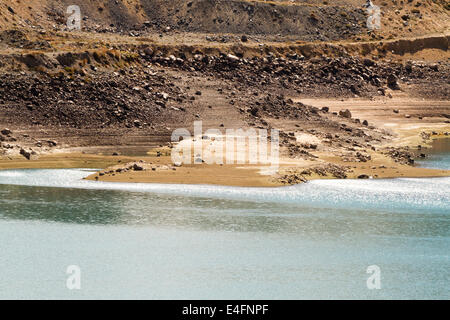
[
  {"left": 0, "top": 152, "right": 449, "bottom": 299},
  {"left": 417, "top": 138, "right": 450, "bottom": 170}
]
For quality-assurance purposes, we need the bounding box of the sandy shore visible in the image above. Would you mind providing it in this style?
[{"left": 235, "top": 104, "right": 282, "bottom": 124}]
[
  {"left": 1, "top": 146, "right": 449, "bottom": 187},
  {"left": 1, "top": 95, "right": 449, "bottom": 187},
  {"left": 61, "top": 96, "right": 450, "bottom": 186},
  {"left": 1, "top": 132, "right": 449, "bottom": 188}
]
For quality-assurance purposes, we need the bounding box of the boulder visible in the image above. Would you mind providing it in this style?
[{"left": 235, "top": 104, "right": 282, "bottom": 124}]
[
  {"left": 363, "top": 58, "right": 375, "bottom": 67},
  {"left": 339, "top": 109, "right": 352, "bottom": 119},
  {"left": 20, "top": 148, "right": 31, "bottom": 160},
  {"left": 250, "top": 107, "right": 259, "bottom": 116},
  {"left": 227, "top": 54, "right": 240, "bottom": 62},
  {"left": 1, "top": 128, "right": 12, "bottom": 136},
  {"left": 387, "top": 74, "right": 400, "bottom": 90}
]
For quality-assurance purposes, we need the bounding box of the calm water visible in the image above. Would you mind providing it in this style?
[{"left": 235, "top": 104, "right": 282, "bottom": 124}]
[
  {"left": 0, "top": 146, "right": 449, "bottom": 299},
  {"left": 416, "top": 138, "right": 450, "bottom": 170}
]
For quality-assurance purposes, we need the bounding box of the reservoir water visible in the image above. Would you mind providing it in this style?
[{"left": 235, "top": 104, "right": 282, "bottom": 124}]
[
  {"left": 0, "top": 141, "right": 449, "bottom": 299},
  {"left": 416, "top": 137, "right": 450, "bottom": 170}
]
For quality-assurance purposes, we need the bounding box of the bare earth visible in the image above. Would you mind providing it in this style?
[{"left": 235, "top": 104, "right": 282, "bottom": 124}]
[
  {"left": 0, "top": 1, "right": 449, "bottom": 186},
  {"left": 2, "top": 98, "right": 449, "bottom": 187}
]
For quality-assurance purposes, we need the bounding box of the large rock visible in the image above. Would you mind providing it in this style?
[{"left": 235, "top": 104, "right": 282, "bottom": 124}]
[
  {"left": 387, "top": 74, "right": 400, "bottom": 90},
  {"left": 339, "top": 109, "right": 352, "bottom": 119},
  {"left": 227, "top": 54, "right": 240, "bottom": 62},
  {"left": 1, "top": 128, "right": 12, "bottom": 136},
  {"left": 20, "top": 148, "right": 31, "bottom": 160}
]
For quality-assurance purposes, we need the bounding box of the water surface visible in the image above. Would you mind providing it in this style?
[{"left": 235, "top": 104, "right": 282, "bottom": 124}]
[
  {"left": 416, "top": 138, "right": 450, "bottom": 170},
  {"left": 0, "top": 155, "right": 449, "bottom": 299}
]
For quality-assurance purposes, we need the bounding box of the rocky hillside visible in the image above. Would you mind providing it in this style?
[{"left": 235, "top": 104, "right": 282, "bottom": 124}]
[
  {"left": 0, "top": 0, "right": 449, "bottom": 41},
  {"left": 0, "top": 0, "right": 448, "bottom": 158}
]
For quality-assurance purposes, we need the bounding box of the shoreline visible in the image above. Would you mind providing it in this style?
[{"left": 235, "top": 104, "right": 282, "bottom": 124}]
[
  {"left": 1, "top": 96, "right": 449, "bottom": 188},
  {"left": 1, "top": 132, "right": 449, "bottom": 188}
]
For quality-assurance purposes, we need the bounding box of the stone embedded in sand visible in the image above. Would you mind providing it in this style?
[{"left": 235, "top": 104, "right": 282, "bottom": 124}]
[
  {"left": 430, "top": 64, "right": 439, "bottom": 72},
  {"left": 405, "top": 63, "right": 413, "bottom": 73},
  {"left": 157, "top": 92, "right": 169, "bottom": 100},
  {"left": 1, "top": 128, "right": 12, "bottom": 136},
  {"left": 227, "top": 54, "right": 239, "bottom": 62},
  {"left": 250, "top": 107, "right": 259, "bottom": 116},
  {"left": 20, "top": 148, "right": 31, "bottom": 160},
  {"left": 358, "top": 174, "right": 370, "bottom": 179},
  {"left": 339, "top": 109, "right": 352, "bottom": 119},
  {"left": 387, "top": 74, "right": 400, "bottom": 90},
  {"left": 133, "top": 164, "right": 144, "bottom": 171},
  {"left": 363, "top": 58, "right": 375, "bottom": 67},
  {"left": 143, "top": 47, "right": 153, "bottom": 57}
]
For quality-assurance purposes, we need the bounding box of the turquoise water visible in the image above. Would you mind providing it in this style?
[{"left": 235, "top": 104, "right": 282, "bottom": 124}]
[{"left": 0, "top": 153, "right": 449, "bottom": 299}]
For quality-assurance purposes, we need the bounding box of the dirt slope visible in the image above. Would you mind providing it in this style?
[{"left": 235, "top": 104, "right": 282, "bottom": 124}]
[
  {"left": 0, "top": 1, "right": 449, "bottom": 40},
  {"left": 0, "top": 0, "right": 448, "bottom": 185}
]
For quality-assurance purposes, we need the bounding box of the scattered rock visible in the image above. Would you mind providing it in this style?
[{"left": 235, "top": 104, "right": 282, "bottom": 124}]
[
  {"left": 387, "top": 74, "right": 400, "bottom": 90},
  {"left": 339, "top": 109, "right": 352, "bottom": 119},
  {"left": 1, "top": 128, "right": 12, "bottom": 136},
  {"left": 20, "top": 148, "right": 31, "bottom": 160},
  {"left": 227, "top": 54, "right": 240, "bottom": 62}
]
